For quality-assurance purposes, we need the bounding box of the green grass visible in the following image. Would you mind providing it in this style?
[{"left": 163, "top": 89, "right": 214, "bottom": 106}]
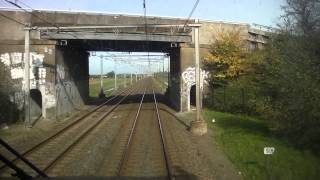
[
  {"left": 153, "top": 76, "right": 168, "bottom": 93},
  {"left": 89, "top": 77, "right": 132, "bottom": 97},
  {"left": 204, "top": 110, "right": 320, "bottom": 180}
]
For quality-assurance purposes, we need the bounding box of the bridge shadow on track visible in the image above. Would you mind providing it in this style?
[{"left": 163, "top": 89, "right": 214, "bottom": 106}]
[
  {"left": 86, "top": 93, "right": 168, "bottom": 106},
  {"left": 87, "top": 93, "right": 191, "bottom": 130}
]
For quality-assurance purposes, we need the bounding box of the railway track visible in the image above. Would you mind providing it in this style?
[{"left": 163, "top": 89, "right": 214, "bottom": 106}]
[
  {"left": 114, "top": 83, "right": 172, "bottom": 179},
  {"left": 0, "top": 82, "right": 142, "bottom": 178}
]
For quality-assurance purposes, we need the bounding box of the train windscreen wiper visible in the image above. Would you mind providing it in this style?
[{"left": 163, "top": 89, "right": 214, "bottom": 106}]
[{"left": 0, "top": 138, "right": 48, "bottom": 179}]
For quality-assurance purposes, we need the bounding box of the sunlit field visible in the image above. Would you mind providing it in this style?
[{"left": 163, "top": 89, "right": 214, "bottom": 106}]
[{"left": 89, "top": 77, "right": 132, "bottom": 97}]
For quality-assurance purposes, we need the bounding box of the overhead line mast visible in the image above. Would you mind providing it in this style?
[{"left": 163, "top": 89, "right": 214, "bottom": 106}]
[{"left": 143, "top": 0, "right": 150, "bottom": 75}]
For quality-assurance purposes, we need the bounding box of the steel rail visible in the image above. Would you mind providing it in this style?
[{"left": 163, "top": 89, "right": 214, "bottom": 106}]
[
  {"left": 117, "top": 87, "right": 147, "bottom": 176},
  {"left": 152, "top": 88, "right": 172, "bottom": 180},
  {"left": 0, "top": 84, "right": 135, "bottom": 172},
  {"left": 41, "top": 85, "right": 138, "bottom": 175}
]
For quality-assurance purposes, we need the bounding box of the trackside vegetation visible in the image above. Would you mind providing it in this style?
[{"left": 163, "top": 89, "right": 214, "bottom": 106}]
[
  {"left": 204, "top": 110, "right": 320, "bottom": 180},
  {"left": 203, "top": 0, "right": 320, "bottom": 179}
]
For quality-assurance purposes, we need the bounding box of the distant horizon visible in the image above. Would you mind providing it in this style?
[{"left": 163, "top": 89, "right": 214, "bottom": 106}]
[{"left": 89, "top": 52, "right": 169, "bottom": 75}]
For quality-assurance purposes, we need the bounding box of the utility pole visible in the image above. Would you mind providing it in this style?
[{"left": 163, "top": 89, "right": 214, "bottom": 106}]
[
  {"left": 99, "top": 55, "right": 105, "bottom": 98},
  {"left": 195, "top": 21, "right": 201, "bottom": 122},
  {"left": 136, "top": 73, "right": 138, "bottom": 82},
  {"left": 168, "top": 56, "right": 170, "bottom": 86},
  {"left": 189, "top": 19, "right": 207, "bottom": 136},
  {"left": 162, "top": 58, "right": 165, "bottom": 83},
  {"left": 24, "top": 29, "right": 31, "bottom": 128},
  {"left": 114, "top": 72, "right": 117, "bottom": 89},
  {"left": 114, "top": 59, "right": 117, "bottom": 90},
  {"left": 124, "top": 74, "right": 126, "bottom": 87},
  {"left": 130, "top": 72, "right": 133, "bottom": 84}
]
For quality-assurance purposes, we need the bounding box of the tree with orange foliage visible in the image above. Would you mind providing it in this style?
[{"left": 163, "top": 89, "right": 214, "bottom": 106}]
[{"left": 203, "top": 29, "right": 248, "bottom": 86}]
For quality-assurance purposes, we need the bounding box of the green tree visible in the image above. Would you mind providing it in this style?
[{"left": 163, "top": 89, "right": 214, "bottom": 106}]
[
  {"left": 203, "top": 29, "right": 248, "bottom": 87},
  {"left": 251, "top": 0, "right": 320, "bottom": 151},
  {"left": 0, "top": 61, "right": 19, "bottom": 124}
]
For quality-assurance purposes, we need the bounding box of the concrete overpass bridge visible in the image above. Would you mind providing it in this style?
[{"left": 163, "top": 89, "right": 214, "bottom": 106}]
[{"left": 0, "top": 8, "right": 269, "bottom": 123}]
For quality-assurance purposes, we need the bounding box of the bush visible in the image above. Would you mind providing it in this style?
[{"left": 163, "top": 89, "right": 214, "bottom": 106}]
[{"left": 0, "top": 61, "right": 20, "bottom": 125}]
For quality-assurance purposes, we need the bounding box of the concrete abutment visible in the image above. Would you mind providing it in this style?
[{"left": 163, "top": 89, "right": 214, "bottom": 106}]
[{"left": 0, "top": 41, "right": 89, "bottom": 122}]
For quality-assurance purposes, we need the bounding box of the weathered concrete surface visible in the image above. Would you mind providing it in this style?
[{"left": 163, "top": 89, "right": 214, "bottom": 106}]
[
  {"left": 54, "top": 46, "right": 89, "bottom": 119},
  {"left": 0, "top": 41, "right": 56, "bottom": 122}
]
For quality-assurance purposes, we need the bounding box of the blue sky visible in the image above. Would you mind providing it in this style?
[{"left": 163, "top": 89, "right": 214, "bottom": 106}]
[
  {"left": 0, "top": 0, "right": 286, "bottom": 74},
  {"left": 1, "top": 0, "right": 285, "bottom": 26}
]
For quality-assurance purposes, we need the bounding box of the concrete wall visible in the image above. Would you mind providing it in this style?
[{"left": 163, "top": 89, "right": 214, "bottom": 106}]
[
  {"left": 167, "top": 48, "right": 181, "bottom": 111},
  {"left": 0, "top": 41, "right": 57, "bottom": 123},
  {"left": 55, "top": 46, "right": 89, "bottom": 119},
  {"left": 179, "top": 44, "right": 209, "bottom": 112},
  {"left": 199, "top": 21, "right": 250, "bottom": 45}
]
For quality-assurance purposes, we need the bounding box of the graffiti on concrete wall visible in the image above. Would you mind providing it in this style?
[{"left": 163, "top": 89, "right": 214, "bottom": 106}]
[
  {"left": 0, "top": 52, "right": 46, "bottom": 89},
  {"left": 0, "top": 52, "right": 48, "bottom": 114},
  {"left": 181, "top": 67, "right": 208, "bottom": 111},
  {"left": 56, "top": 64, "right": 65, "bottom": 80}
]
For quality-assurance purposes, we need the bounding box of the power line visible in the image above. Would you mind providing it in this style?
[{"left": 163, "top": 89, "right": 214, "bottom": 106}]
[
  {"left": 0, "top": 11, "right": 27, "bottom": 26},
  {"left": 183, "top": 0, "right": 200, "bottom": 28},
  {"left": 3, "top": 0, "right": 83, "bottom": 39},
  {"left": 4, "top": 0, "right": 59, "bottom": 29}
]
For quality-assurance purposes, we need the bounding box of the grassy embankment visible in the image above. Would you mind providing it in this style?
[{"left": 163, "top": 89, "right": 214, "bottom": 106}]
[
  {"left": 204, "top": 110, "right": 320, "bottom": 180},
  {"left": 89, "top": 77, "right": 132, "bottom": 97}
]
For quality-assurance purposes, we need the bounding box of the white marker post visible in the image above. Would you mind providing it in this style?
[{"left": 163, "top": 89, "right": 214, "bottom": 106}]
[{"left": 264, "top": 147, "right": 275, "bottom": 180}]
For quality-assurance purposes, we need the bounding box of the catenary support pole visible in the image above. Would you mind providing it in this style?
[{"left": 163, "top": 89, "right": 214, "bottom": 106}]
[
  {"left": 99, "top": 55, "right": 105, "bottom": 98},
  {"left": 114, "top": 59, "right": 117, "bottom": 90},
  {"left": 24, "top": 29, "right": 31, "bottom": 128},
  {"left": 162, "top": 58, "right": 164, "bottom": 82},
  {"left": 115, "top": 72, "right": 117, "bottom": 90},
  {"left": 168, "top": 56, "right": 170, "bottom": 86},
  {"left": 195, "top": 21, "right": 201, "bottom": 122},
  {"left": 189, "top": 19, "right": 207, "bottom": 135}
]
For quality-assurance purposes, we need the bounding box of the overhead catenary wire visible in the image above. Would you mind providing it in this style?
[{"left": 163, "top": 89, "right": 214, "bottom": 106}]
[
  {"left": 0, "top": 11, "right": 27, "bottom": 26},
  {"left": 183, "top": 0, "right": 200, "bottom": 28},
  {"left": 172, "top": 0, "right": 200, "bottom": 45},
  {"left": 4, "top": 0, "right": 59, "bottom": 29},
  {"left": 3, "top": 0, "right": 81, "bottom": 39}
]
